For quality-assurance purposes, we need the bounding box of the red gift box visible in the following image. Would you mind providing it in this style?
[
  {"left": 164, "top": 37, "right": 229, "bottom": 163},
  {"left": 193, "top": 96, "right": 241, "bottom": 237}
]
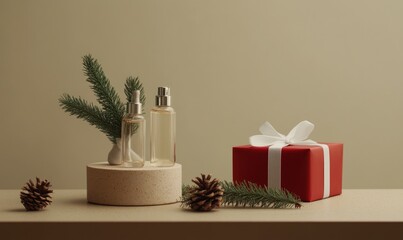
[{"left": 233, "top": 143, "right": 343, "bottom": 202}]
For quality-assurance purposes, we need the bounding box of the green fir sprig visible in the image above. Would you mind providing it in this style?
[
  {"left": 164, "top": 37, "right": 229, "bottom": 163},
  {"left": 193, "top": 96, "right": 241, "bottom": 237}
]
[
  {"left": 59, "top": 95, "right": 117, "bottom": 143},
  {"left": 182, "top": 181, "right": 301, "bottom": 209},
  {"left": 59, "top": 54, "right": 145, "bottom": 144},
  {"left": 82, "top": 55, "right": 125, "bottom": 123},
  {"left": 221, "top": 181, "right": 301, "bottom": 208},
  {"left": 124, "top": 76, "right": 145, "bottom": 109}
]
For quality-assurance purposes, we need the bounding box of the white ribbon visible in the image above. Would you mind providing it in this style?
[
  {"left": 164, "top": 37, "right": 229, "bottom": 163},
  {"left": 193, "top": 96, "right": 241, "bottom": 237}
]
[{"left": 249, "top": 120, "right": 330, "bottom": 198}]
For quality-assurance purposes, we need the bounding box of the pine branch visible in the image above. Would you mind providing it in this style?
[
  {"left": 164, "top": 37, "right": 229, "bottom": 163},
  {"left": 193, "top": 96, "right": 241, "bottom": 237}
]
[
  {"left": 59, "top": 54, "right": 147, "bottom": 144},
  {"left": 82, "top": 54, "right": 125, "bottom": 137},
  {"left": 182, "top": 181, "right": 301, "bottom": 209},
  {"left": 181, "top": 184, "right": 193, "bottom": 207},
  {"left": 58, "top": 94, "right": 116, "bottom": 143},
  {"left": 222, "top": 181, "right": 301, "bottom": 208},
  {"left": 124, "top": 76, "right": 146, "bottom": 109}
]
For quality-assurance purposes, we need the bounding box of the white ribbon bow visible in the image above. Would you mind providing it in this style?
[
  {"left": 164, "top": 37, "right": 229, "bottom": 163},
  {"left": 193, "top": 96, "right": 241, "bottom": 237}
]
[
  {"left": 248, "top": 120, "right": 330, "bottom": 198},
  {"left": 249, "top": 120, "right": 317, "bottom": 147}
]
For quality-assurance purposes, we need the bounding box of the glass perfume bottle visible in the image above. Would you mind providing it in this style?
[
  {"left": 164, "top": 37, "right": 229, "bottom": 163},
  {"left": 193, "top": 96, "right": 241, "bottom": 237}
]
[
  {"left": 121, "top": 90, "right": 145, "bottom": 168},
  {"left": 150, "top": 87, "right": 176, "bottom": 167}
]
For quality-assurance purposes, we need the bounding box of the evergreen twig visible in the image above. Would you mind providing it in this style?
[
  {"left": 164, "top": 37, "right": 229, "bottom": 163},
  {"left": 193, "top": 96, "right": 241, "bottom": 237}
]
[
  {"left": 58, "top": 94, "right": 116, "bottom": 143},
  {"left": 181, "top": 184, "right": 193, "bottom": 208},
  {"left": 124, "top": 76, "right": 146, "bottom": 109},
  {"left": 82, "top": 55, "right": 125, "bottom": 141},
  {"left": 58, "top": 54, "right": 146, "bottom": 144},
  {"left": 222, "top": 181, "right": 301, "bottom": 208},
  {"left": 182, "top": 181, "right": 301, "bottom": 209}
]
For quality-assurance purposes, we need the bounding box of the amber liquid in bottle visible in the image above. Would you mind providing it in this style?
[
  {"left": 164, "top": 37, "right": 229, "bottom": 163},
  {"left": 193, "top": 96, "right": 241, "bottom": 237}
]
[
  {"left": 150, "top": 107, "right": 175, "bottom": 167},
  {"left": 150, "top": 87, "right": 176, "bottom": 167}
]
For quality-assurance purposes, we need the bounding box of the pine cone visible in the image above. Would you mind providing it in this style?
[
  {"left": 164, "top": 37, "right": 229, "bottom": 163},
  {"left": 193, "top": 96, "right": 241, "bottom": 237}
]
[
  {"left": 20, "top": 177, "right": 53, "bottom": 211},
  {"left": 187, "top": 174, "right": 224, "bottom": 211}
]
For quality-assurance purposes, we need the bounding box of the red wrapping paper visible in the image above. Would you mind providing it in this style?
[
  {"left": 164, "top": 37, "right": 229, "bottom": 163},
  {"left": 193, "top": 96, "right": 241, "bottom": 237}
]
[{"left": 232, "top": 143, "right": 343, "bottom": 202}]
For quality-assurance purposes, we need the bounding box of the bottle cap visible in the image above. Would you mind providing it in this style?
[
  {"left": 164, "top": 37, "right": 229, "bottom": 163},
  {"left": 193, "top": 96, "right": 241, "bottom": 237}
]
[
  {"left": 127, "top": 90, "right": 142, "bottom": 114},
  {"left": 155, "top": 87, "right": 171, "bottom": 107}
]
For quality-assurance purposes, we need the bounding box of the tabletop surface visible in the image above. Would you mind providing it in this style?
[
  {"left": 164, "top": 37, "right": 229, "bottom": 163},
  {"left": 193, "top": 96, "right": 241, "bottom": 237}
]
[{"left": 1, "top": 189, "right": 402, "bottom": 222}]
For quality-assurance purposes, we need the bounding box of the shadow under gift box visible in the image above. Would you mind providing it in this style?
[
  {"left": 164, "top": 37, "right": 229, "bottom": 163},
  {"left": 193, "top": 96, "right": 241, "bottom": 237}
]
[{"left": 232, "top": 143, "right": 343, "bottom": 202}]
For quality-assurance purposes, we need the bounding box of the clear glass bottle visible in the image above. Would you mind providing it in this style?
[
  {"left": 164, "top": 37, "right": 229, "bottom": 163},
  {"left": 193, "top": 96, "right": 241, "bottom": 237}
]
[
  {"left": 150, "top": 87, "right": 176, "bottom": 167},
  {"left": 121, "top": 90, "right": 145, "bottom": 168}
]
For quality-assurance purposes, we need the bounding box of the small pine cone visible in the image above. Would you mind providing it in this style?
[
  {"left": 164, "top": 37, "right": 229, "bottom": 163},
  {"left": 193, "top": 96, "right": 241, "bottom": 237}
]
[
  {"left": 188, "top": 174, "right": 224, "bottom": 211},
  {"left": 20, "top": 177, "right": 53, "bottom": 211}
]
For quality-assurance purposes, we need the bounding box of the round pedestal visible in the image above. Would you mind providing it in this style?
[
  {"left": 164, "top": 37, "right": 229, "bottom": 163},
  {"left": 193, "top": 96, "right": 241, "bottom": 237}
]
[{"left": 87, "top": 162, "right": 182, "bottom": 206}]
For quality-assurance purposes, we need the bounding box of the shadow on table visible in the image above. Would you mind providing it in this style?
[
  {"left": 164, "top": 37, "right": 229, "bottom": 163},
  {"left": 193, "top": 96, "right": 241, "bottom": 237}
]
[
  {"left": 5, "top": 208, "right": 29, "bottom": 213},
  {"left": 61, "top": 197, "right": 88, "bottom": 205},
  {"left": 179, "top": 205, "right": 301, "bottom": 213}
]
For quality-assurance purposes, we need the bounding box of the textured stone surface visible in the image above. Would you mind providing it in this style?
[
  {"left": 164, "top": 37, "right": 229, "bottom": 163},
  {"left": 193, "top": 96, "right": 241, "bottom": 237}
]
[{"left": 87, "top": 162, "right": 182, "bottom": 206}]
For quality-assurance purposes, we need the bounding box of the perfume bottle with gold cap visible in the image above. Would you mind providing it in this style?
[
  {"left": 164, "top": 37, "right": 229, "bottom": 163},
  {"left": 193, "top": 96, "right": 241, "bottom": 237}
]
[
  {"left": 121, "top": 90, "right": 145, "bottom": 168},
  {"left": 150, "top": 87, "right": 176, "bottom": 167}
]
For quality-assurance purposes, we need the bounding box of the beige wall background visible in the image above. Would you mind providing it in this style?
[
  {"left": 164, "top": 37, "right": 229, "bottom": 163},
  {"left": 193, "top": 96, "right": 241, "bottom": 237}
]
[{"left": 1, "top": 0, "right": 402, "bottom": 189}]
